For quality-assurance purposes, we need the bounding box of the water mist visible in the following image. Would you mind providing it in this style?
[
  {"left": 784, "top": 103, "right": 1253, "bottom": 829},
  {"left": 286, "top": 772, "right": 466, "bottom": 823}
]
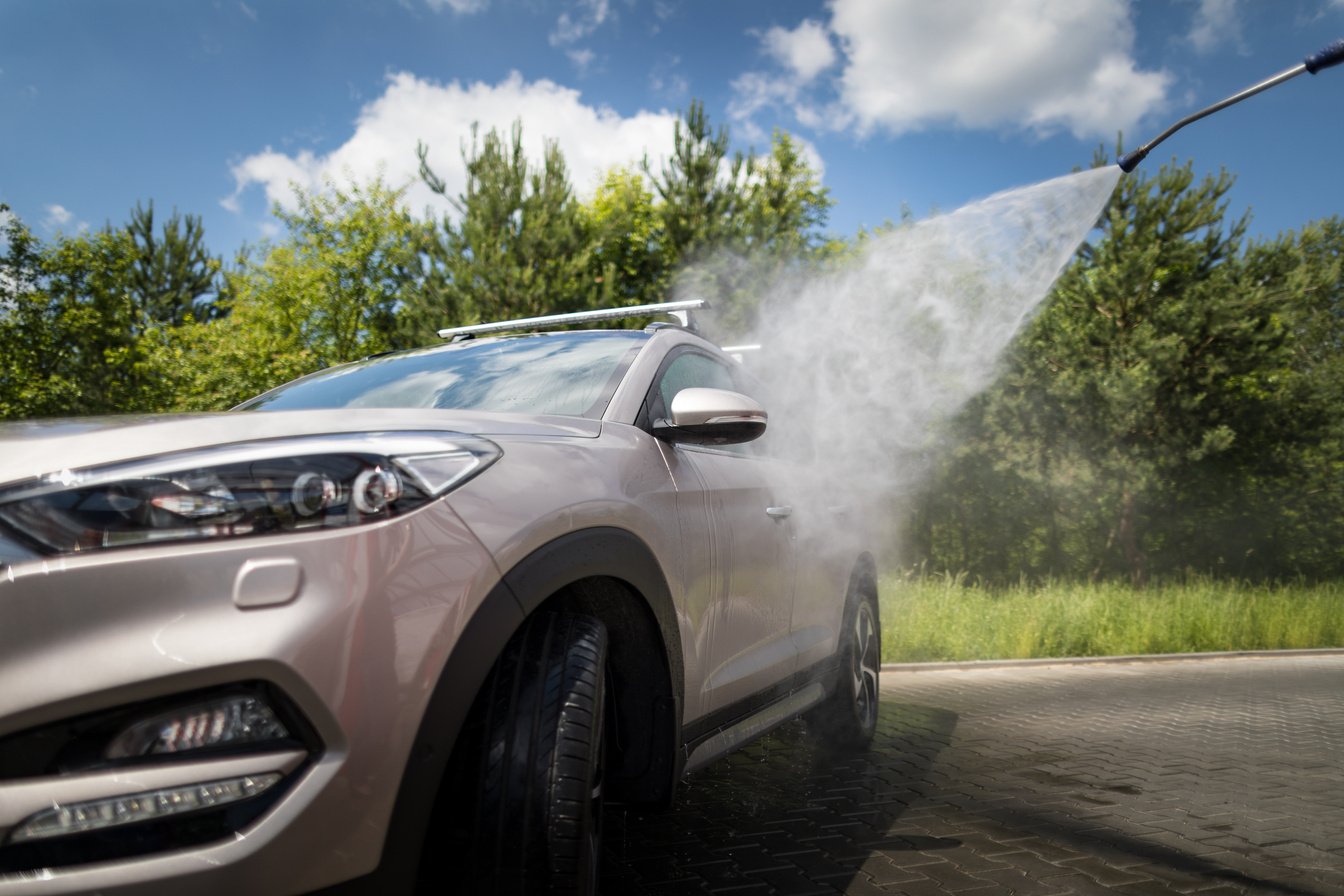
[{"left": 691, "top": 165, "right": 1124, "bottom": 558}]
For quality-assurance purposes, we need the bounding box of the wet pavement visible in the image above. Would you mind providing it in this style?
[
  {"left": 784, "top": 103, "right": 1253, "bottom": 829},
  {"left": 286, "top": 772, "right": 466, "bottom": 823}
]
[{"left": 601, "top": 652, "right": 1344, "bottom": 895}]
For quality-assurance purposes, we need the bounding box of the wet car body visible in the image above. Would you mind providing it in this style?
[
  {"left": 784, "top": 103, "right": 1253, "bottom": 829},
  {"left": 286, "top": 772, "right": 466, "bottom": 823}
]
[{"left": 0, "top": 313, "right": 878, "bottom": 894}]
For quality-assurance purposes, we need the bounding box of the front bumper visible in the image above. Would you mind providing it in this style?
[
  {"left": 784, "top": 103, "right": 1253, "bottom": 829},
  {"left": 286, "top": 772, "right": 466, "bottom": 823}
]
[{"left": 0, "top": 502, "right": 498, "bottom": 895}]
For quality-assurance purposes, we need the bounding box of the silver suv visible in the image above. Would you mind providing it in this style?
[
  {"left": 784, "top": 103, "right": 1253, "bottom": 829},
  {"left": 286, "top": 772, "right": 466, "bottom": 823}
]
[{"left": 0, "top": 301, "right": 879, "bottom": 895}]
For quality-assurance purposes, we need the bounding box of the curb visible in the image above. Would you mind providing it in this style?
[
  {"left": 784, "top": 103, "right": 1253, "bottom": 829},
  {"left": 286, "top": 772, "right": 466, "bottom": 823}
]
[{"left": 881, "top": 646, "right": 1344, "bottom": 673}]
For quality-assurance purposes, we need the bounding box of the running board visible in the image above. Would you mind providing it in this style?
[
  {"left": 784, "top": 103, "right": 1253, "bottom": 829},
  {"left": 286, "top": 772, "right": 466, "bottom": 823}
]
[{"left": 683, "top": 682, "right": 825, "bottom": 774}]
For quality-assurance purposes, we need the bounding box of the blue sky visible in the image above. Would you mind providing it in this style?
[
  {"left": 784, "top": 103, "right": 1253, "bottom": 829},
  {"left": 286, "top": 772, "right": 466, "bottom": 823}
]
[{"left": 3, "top": 0, "right": 1343, "bottom": 261}]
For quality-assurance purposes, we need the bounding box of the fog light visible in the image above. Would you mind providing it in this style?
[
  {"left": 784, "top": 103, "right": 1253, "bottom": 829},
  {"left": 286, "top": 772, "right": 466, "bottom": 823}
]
[
  {"left": 105, "top": 695, "right": 289, "bottom": 759},
  {"left": 7, "top": 773, "right": 282, "bottom": 844}
]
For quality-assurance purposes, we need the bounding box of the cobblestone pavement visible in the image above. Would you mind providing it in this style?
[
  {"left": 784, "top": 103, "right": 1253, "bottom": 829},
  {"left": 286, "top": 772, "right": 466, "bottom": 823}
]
[{"left": 601, "top": 653, "right": 1344, "bottom": 895}]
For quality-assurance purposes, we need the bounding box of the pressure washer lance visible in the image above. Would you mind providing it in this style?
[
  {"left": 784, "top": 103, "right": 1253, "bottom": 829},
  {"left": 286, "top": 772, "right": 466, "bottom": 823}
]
[{"left": 1118, "top": 37, "right": 1344, "bottom": 172}]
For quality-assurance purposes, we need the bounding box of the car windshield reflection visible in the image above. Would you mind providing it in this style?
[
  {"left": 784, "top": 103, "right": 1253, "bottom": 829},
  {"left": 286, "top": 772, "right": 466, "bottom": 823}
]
[{"left": 236, "top": 330, "right": 649, "bottom": 418}]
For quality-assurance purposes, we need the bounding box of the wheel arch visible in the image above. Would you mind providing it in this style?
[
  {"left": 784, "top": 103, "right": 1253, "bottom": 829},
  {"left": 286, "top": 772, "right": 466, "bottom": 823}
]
[
  {"left": 850, "top": 551, "right": 879, "bottom": 611},
  {"left": 512, "top": 528, "right": 685, "bottom": 806},
  {"left": 328, "top": 527, "right": 682, "bottom": 894}
]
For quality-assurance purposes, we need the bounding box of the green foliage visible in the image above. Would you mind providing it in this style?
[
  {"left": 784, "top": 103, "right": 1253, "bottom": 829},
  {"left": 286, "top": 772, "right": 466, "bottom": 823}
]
[
  {"left": 645, "top": 110, "right": 835, "bottom": 337},
  {"left": 408, "top": 106, "right": 834, "bottom": 341},
  {"left": 1236, "top": 218, "right": 1344, "bottom": 575},
  {"left": 0, "top": 207, "right": 175, "bottom": 418},
  {"left": 166, "top": 178, "right": 425, "bottom": 410},
  {"left": 912, "top": 157, "right": 1344, "bottom": 583},
  {"left": 582, "top": 166, "right": 666, "bottom": 308},
  {"left": 126, "top": 201, "right": 222, "bottom": 327},
  {"left": 740, "top": 130, "right": 833, "bottom": 258},
  {"left": 408, "top": 122, "right": 592, "bottom": 342},
  {"left": 645, "top": 99, "right": 749, "bottom": 267}
]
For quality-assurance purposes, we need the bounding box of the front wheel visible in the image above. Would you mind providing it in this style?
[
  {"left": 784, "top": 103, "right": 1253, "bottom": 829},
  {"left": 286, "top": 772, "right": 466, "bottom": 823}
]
[
  {"left": 449, "top": 612, "right": 609, "bottom": 894},
  {"left": 807, "top": 592, "right": 880, "bottom": 750}
]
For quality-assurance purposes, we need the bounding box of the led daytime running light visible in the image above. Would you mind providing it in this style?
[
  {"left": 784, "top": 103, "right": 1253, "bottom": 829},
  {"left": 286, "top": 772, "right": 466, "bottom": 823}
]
[{"left": 8, "top": 773, "right": 283, "bottom": 844}]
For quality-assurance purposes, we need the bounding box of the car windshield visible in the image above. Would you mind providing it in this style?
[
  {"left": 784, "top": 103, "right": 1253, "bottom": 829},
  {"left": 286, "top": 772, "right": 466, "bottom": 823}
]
[{"left": 236, "top": 330, "right": 650, "bottom": 418}]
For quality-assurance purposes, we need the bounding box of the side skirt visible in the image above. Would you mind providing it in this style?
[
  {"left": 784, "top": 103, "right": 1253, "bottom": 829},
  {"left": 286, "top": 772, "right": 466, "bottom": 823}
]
[{"left": 679, "top": 656, "right": 839, "bottom": 775}]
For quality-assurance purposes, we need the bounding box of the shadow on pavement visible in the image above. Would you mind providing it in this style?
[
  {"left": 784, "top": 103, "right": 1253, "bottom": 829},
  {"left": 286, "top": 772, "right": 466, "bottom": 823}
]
[{"left": 601, "top": 702, "right": 958, "bottom": 894}]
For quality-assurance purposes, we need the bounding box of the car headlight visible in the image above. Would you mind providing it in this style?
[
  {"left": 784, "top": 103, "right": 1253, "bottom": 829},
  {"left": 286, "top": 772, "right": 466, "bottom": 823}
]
[{"left": 0, "top": 432, "right": 500, "bottom": 557}]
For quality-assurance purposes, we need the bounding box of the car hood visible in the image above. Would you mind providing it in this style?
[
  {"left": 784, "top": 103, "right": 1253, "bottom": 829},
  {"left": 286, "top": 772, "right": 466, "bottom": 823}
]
[{"left": 0, "top": 409, "right": 601, "bottom": 487}]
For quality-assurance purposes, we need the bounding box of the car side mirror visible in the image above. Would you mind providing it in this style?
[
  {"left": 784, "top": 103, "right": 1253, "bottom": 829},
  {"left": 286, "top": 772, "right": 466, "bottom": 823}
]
[{"left": 652, "top": 387, "right": 768, "bottom": 446}]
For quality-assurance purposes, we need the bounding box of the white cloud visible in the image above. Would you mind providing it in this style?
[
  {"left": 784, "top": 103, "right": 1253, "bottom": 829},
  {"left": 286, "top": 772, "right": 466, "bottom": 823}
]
[
  {"left": 424, "top": 0, "right": 489, "bottom": 13},
  {"left": 549, "top": 0, "right": 610, "bottom": 46},
  {"left": 223, "top": 72, "right": 680, "bottom": 220},
  {"left": 0, "top": 208, "right": 13, "bottom": 260},
  {"left": 567, "top": 48, "right": 596, "bottom": 74},
  {"left": 835, "top": 0, "right": 1169, "bottom": 138},
  {"left": 238, "top": 2, "right": 258, "bottom": 23},
  {"left": 1188, "top": 0, "right": 1245, "bottom": 54},
  {"left": 649, "top": 55, "right": 689, "bottom": 101},
  {"left": 730, "top": 20, "right": 839, "bottom": 134},
  {"left": 731, "top": 0, "right": 1170, "bottom": 142},
  {"left": 761, "top": 19, "right": 836, "bottom": 83},
  {"left": 43, "top": 204, "right": 72, "bottom": 229},
  {"left": 729, "top": 70, "right": 795, "bottom": 124}
]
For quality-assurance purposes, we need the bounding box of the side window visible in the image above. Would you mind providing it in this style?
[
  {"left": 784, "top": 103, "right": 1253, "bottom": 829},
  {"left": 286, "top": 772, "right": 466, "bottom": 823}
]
[
  {"left": 651, "top": 351, "right": 766, "bottom": 456},
  {"left": 657, "top": 353, "right": 739, "bottom": 411}
]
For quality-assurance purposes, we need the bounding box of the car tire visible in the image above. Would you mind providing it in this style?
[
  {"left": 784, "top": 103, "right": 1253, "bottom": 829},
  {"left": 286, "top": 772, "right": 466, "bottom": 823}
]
[
  {"left": 459, "top": 612, "right": 609, "bottom": 894},
  {"left": 806, "top": 591, "right": 879, "bottom": 750}
]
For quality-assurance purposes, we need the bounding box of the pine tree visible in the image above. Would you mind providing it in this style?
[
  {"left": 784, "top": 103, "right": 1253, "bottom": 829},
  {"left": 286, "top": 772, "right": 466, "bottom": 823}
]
[
  {"left": 409, "top": 122, "right": 592, "bottom": 341},
  {"left": 126, "top": 201, "right": 222, "bottom": 328}
]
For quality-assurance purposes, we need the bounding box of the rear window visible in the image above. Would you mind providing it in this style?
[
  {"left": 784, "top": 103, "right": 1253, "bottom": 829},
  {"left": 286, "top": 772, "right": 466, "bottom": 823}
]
[{"left": 237, "top": 331, "right": 649, "bottom": 419}]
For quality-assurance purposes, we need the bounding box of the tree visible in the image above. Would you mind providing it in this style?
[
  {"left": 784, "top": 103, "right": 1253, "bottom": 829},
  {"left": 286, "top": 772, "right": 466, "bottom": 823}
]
[
  {"left": 582, "top": 166, "right": 666, "bottom": 309},
  {"left": 166, "top": 178, "right": 426, "bottom": 410},
  {"left": 125, "top": 201, "right": 221, "bottom": 328},
  {"left": 741, "top": 131, "right": 834, "bottom": 259},
  {"left": 915, "top": 159, "right": 1306, "bottom": 584},
  {"left": 1231, "top": 217, "right": 1344, "bottom": 576},
  {"left": 407, "top": 122, "right": 592, "bottom": 342},
  {"left": 644, "top": 99, "right": 748, "bottom": 268},
  {"left": 644, "top": 109, "right": 835, "bottom": 338},
  {"left": 0, "top": 207, "right": 181, "bottom": 419}
]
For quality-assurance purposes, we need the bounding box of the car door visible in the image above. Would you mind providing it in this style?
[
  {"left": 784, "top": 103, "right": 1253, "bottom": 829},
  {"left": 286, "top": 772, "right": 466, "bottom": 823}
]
[{"left": 647, "top": 349, "right": 798, "bottom": 719}]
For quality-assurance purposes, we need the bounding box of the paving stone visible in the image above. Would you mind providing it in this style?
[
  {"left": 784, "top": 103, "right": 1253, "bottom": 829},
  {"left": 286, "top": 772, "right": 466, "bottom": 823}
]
[
  {"left": 1057, "top": 855, "right": 1154, "bottom": 888},
  {"left": 968, "top": 868, "right": 1080, "bottom": 895},
  {"left": 850, "top": 855, "right": 925, "bottom": 887},
  {"left": 706, "top": 845, "right": 792, "bottom": 874},
  {"left": 742, "top": 867, "right": 838, "bottom": 895},
  {"left": 602, "top": 653, "right": 1344, "bottom": 894}
]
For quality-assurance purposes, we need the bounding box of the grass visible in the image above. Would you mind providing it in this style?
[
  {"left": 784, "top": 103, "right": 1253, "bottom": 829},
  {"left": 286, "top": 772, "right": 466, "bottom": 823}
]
[{"left": 879, "top": 574, "right": 1344, "bottom": 663}]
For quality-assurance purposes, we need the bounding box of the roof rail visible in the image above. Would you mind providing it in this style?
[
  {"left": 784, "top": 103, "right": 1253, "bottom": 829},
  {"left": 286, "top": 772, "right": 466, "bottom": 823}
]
[{"left": 437, "top": 299, "right": 707, "bottom": 340}]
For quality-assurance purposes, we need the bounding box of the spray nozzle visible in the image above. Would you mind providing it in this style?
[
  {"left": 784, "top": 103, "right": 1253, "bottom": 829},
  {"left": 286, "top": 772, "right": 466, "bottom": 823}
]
[
  {"left": 1119, "top": 36, "right": 1344, "bottom": 173},
  {"left": 1116, "top": 148, "right": 1148, "bottom": 174}
]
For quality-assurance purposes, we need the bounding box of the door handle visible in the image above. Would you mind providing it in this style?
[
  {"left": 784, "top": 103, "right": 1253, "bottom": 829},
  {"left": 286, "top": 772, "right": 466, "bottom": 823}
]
[{"left": 765, "top": 505, "right": 793, "bottom": 520}]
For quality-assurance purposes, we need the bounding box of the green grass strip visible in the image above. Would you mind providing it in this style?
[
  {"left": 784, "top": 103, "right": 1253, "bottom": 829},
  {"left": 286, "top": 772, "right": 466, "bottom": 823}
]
[{"left": 879, "top": 575, "right": 1344, "bottom": 662}]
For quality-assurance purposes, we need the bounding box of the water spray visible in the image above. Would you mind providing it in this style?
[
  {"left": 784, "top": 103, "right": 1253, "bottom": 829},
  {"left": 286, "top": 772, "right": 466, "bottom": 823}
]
[{"left": 1118, "top": 37, "right": 1344, "bottom": 172}]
